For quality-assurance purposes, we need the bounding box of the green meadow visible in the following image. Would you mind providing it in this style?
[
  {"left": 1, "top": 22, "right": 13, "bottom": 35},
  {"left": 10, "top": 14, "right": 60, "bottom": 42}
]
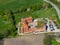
[{"left": 0, "top": 0, "right": 43, "bottom": 10}]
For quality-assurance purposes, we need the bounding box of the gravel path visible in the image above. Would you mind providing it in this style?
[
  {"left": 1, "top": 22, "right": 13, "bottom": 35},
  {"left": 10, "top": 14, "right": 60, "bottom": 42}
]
[{"left": 44, "top": 0, "right": 60, "bottom": 19}]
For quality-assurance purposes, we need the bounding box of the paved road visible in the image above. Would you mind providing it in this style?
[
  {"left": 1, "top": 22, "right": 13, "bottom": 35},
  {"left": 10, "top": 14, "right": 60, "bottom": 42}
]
[
  {"left": 4, "top": 34, "right": 45, "bottom": 45},
  {"left": 44, "top": 0, "right": 60, "bottom": 19}
]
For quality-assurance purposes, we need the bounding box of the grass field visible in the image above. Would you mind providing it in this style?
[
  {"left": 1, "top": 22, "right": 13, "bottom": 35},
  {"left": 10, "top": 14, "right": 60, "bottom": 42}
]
[
  {"left": 0, "top": 0, "right": 43, "bottom": 10},
  {"left": 14, "top": 8, "right": 58, "bottom": 22},
  {"left": 52, "top": 38, "right": 60, "bottom": 45}
]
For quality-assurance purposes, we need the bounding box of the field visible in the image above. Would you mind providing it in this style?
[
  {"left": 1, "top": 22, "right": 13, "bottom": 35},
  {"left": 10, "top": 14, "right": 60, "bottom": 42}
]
[{"left": 0, "top": 0, "right": 43, "bottom": 10}]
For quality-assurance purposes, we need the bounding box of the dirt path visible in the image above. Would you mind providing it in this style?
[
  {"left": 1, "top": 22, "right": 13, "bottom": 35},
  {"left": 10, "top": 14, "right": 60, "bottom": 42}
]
[
  {"left": 3, "top": 34, "right": 45, "bottom": 45},
  {"left": 44, "top": 0, "right": 60, "bottom": 19}
]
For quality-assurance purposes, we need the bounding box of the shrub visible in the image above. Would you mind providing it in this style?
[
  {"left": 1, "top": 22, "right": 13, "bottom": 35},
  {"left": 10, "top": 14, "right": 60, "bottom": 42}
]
[{"left": 43, "top": 35, "right": 52, "bottom": 45}]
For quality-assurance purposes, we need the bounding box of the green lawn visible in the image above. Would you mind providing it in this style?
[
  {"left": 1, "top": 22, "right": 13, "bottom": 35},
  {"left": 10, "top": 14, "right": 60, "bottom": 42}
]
[
  {"left": 52, "top": 38, "right": 60, "bottom": 45},
  {"left": 14, "top": 8, "right": 57, "bottom": 23},
  {"left": 0, "top": 0, "right": 43, "bottom": 10}
]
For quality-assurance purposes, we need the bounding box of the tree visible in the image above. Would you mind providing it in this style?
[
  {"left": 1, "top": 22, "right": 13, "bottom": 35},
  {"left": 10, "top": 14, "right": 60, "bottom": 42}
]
[
  {"left": 43, "top": 35, "right": 52, "bottom": 45},
  {"left": 0, "top": 33, "right": 4, "bottom": 40}
]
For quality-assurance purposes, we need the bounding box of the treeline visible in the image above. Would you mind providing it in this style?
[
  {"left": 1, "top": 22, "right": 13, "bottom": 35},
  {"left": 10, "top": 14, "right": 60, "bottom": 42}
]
[{"left": 50, "top": 0, "right": 57, "bottom": 3}]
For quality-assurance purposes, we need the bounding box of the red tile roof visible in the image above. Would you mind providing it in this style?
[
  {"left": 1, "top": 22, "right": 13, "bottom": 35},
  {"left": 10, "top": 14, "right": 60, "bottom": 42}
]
[{"left": 20, "top": 17, "right": 46, "bottom": 33}]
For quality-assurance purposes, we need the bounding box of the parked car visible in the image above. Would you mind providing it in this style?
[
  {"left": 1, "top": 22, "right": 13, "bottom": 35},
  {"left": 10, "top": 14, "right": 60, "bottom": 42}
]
[
  {"left": 50, "top": 25, "right": 55, "bottom": 31},
  {"left": 49, "top": 21, "right": 55, "bottom": 31}
]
